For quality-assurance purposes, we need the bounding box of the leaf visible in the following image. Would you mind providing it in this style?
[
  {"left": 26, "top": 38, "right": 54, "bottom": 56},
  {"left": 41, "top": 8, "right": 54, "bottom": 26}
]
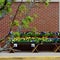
[
  {"left": 13, "top": 32, "right": 20, "bottom": 37},
  {"left": 26, "top": 0, "right": 31, "bottom": 2},
  {"left": 12, "top": 20, "right": 19, "bottom": 26},
  {"left": 19, "top": 4, "right": 27, "bottom": 13},
  {"left": 45, "top": 0, "right": 50, "bottom": 6},
  {"left": 22, "top": 19, "right": 27, "bottom": 25},
  {"left": 0, "top": 11, "right": 2, "bottom": 16},
  {"left": 7, "top": 8, "right": 12, "bottom": 13},
  {"left": 33, "top": 13, "right": 38, "bottom": 18},
  {"left": 22, "top": 20, "right": 29, "bottom": 28},
  {"left": 26, "top": 16, "right": 33, "bottom": 22}
]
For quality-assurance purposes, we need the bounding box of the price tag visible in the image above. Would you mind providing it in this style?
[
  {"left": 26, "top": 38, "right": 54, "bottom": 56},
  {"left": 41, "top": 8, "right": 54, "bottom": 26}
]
[
  {"left": 13, "top": 43, "right": 18, "bottom": 47},
  {"left": 31, "top": 43, "right": 35, "bottom": 47}
]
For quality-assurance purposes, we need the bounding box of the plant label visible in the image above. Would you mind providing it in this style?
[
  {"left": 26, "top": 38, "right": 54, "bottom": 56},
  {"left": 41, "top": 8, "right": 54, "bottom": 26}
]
[
  {"left": 31, "top": 43, "right": 35, "bottom": 47},
  {"left": 13, "top": 43, "right": 18, "bottom": 47}
]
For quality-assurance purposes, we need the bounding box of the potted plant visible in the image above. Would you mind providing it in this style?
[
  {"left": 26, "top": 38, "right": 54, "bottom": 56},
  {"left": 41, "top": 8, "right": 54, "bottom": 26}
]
[{"left": 47, "top": 32, "right": 56, "bottom": 38}]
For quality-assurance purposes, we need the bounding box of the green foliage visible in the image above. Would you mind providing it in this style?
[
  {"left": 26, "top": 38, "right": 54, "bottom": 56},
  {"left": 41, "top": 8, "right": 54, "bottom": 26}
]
[
  {"left": 40, "top": 0, "right": 50, "bottom": 6},
  {"left": 26, "top": 16, "right": 33, "bottom": 22},
  {"left": 0, "top": 0, "right": 5, "bottom": 6},
  {"left": 47, "top": 32, "right": 55, "bottom": 37},
  {"left": 11, "top": 37, "right": 20, "bottom": 43},
  {"left": 0, "top": 11, "right": 2, "bottom": 16},
  {"left": 6, "top": 2, "right": 12, "bottom": 13},
  {"left": 9, "top": 0, "right": 51, "bottom": 44},
  {"left": 26, "top": 31, "right": 35, "bottom": 37},
  {"left": 45, "top": 0, "right": 50, "bottom": 6},
  {"left": 22, "top": 19, "right": 29, "bottom": 28},
  {"left": 26, "top": 0, "right": 31, "bottom": 2},
  {"left": 57, "top": 38, "right": 60, "bottom": 43},
  {"left": 41, "top": 37, "right": 52, "bottom": 43},
  {"left": 44, "top": 33, "right": 49, "bottom": 37},
  {"left": 6, "top": 8, "right": 12, "bottom": 13},
  {"left": 0, "top": 0, "right": 5, "bottom": 3},
  {"left": 31, "top": 27, "right": 37, "bottom": 33},
  {"left": 33, "top": 13, "right": 38, "bottom": 18},
  {"left": 22, "top": 31, "right": 40, "bottom": 37},
  {"left": 22, "top": 16, "right": 33, "bottom": 28},
  {"left": 29, "top": 37, "right": 40, "bottom": 43},
  {"left": 11, "top": 20, "right": 19, "bottom": 26},
  {"left": 12, "top": 32, "right": 20, "bottom": 37},
  {"left": 19, "top": 4, "right": 27, "bottom": 13},
  {"left": 10, "top": 37, "right": 54, "bottom": 43},
  {"left": 0, "top": 0, "right": 13, "bottom": 18},
  {"left": 6, "top": 2, "right": 12, "bottom": 8}
]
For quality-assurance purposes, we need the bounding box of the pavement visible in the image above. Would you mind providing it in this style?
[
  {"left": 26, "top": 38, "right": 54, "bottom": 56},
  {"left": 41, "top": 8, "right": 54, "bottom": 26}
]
[{"left": 0, "top": 51, "right": 60, "bottom": 57}]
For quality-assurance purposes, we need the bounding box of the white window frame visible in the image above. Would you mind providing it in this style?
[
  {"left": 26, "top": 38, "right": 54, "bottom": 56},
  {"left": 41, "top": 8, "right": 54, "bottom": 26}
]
[{"left": 15, "top": 0, "right": 59, "bottom": 2}]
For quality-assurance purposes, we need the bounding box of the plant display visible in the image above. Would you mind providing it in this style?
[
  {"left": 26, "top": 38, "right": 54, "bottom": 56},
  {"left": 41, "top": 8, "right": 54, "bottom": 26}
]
[
  {"left": 20, "top": 31, "right": 40, "bottom": 37},
  {"left": 9, "top": 36, "right": 59, "bottom": 44},
  {"left": 9, "top": 31, "right": 60, "bottom": 43},
  {"left": 47, "top": 32, "right": 56, "bottom": 38},
  {"left": 25, "top": 31, "right": 36, "bottom": 37}
]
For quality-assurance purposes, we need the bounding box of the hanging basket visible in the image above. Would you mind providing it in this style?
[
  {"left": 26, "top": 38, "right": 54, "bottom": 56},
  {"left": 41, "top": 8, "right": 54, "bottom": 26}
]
[{"left": 0, "top": 0, "right": 13, "bottom": 19}]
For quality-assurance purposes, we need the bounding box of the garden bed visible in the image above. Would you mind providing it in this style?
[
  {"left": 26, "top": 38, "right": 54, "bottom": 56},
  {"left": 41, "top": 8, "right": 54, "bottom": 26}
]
[{"left": 9, "top": 31, "right": 60, "bottom": 52}]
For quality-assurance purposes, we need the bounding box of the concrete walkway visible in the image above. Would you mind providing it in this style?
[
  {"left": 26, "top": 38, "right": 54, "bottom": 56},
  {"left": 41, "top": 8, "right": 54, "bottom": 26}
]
[{"left": 0, "top": 51, "right": 60, "bottom": 57}]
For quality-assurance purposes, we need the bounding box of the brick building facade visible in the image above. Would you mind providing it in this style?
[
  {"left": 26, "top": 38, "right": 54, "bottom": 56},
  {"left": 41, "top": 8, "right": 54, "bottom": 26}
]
[{"left": 0, "top": 2, "right": 59, "bottom": 39}]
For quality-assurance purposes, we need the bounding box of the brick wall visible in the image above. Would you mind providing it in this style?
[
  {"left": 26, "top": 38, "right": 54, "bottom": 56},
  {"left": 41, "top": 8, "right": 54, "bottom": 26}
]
[{"left": 0, "top": 2, "right": 59, "bottom": 39}]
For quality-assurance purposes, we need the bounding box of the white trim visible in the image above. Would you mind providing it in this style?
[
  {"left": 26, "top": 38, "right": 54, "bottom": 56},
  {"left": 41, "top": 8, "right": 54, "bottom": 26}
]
[{"left": 15, "top": 0, "right": 59, "bottom": 2}]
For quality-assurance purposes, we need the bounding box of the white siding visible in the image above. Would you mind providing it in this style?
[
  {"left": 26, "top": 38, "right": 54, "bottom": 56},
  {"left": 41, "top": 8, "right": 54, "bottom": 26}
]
[{"left": 15, "top": 0, "right": 59, "bottom": 2}]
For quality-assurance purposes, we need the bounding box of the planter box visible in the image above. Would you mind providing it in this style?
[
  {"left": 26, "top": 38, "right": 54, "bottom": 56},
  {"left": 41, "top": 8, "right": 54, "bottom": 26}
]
[
  {"left": 11, "top": 42, "right": 37, "bottom": 51},
  {"left": 10, "top": 42, "right": 60, "bottom": 52}
]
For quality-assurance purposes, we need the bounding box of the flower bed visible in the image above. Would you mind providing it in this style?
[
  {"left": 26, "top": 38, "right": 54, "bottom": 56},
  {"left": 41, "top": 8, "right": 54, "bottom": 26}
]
[
  {"left": 8, "top": 31, "right": 60, "bottom": 52},
  {"left": 8, "top": 31, "right": 60, "bottom": 43},
  {"left": 9, "top": 37, "right": 60, "bottom": 43}
]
